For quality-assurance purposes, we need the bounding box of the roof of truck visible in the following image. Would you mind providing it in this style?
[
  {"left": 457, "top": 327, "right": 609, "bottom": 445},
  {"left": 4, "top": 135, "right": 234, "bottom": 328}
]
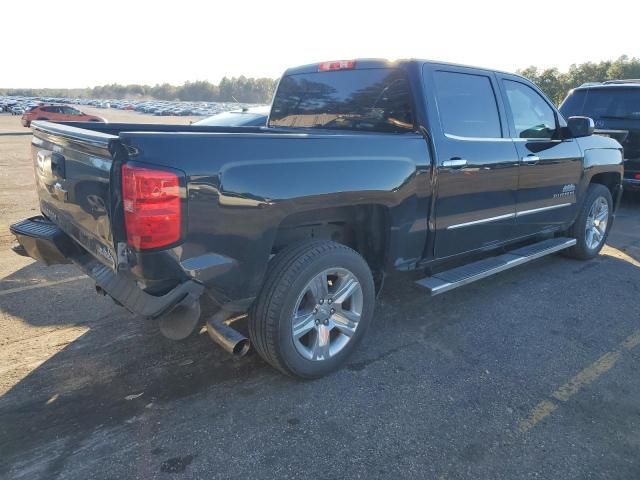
[{"left": 283, "top": 58, "right": 518, "bottom": 78}]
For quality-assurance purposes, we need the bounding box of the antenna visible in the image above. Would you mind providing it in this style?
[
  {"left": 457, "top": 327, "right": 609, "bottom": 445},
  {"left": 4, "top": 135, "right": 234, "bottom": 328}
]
[{"left": 231, "top": 95, "right": 248, "bottom": 112}]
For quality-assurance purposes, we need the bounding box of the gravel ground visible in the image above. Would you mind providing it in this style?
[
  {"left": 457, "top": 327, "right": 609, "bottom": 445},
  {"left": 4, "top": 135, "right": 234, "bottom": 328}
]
[{"left": 0, "top": 113, "right": 639, "bottom": 479}]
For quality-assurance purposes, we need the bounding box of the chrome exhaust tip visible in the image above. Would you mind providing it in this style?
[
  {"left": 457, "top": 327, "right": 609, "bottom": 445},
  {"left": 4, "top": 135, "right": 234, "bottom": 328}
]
[{"left": 206, "top": 310, "right": 250, "bottom": 357}]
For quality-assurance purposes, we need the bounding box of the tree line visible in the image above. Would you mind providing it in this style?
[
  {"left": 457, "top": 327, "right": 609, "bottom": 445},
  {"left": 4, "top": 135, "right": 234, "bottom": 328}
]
[
  {"left": 518, "top": 55, "right": 640, "bottom": 105},
  {"left": 1, "top": 76, "right": 277, "bottom": 103},
  {"left": 2, "top": 56, "right": 639, "bottom": 104}
]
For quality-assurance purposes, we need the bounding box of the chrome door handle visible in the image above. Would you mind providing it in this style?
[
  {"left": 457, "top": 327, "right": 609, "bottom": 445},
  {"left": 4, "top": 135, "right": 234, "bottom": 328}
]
[
  {"left": 442, "top": 158, "right": 468, "bottom": 168},
  {"left": 522, "top": 155, "right": 540, "bottom": 165}
]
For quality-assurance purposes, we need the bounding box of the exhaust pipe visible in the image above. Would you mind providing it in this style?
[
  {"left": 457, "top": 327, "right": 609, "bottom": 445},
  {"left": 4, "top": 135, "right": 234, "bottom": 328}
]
[{"left": 206, "top": 310, "right": 250, "bottom": 357}]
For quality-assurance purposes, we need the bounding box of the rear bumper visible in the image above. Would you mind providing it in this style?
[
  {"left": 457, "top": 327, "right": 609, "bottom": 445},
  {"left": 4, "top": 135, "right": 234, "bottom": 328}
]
[
  {"left": 10, "top": 217, "right": 77, "bottom": 265},
  {"left": 10, "top": 216, "right": 204, "bottom": 319}
]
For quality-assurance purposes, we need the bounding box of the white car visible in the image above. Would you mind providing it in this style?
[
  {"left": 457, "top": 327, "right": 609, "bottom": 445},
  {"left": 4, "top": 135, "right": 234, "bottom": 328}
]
[{"left": 11, "top": 106, "right": 25, "bottom": 115}]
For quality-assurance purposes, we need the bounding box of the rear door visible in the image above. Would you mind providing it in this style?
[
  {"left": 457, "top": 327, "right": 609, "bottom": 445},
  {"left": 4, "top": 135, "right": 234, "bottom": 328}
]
[
  {"left": 60, "top": 106, "right": 82, "bottom": 121},
  {"left": 423, "top": 65, "right": 520, "bottom": 258},
  {"left": 498, "top": 76, "right": 583, "bottom": 236}
]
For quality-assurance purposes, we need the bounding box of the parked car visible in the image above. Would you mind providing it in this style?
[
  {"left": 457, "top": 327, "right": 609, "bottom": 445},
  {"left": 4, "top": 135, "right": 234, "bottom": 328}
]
[
  {"left": 11, "top": 59, "right": 623, "bottom": 378},
  {"left": 193, "top": 106, "right": 270, "bottom": 127},
  {"left": 560, "top": 80, "right": 640, "bottom": 192},
  {"left": 21, "top": 105, "right": 106, "bottom": 127},
  {"left": 11, "top": 106, "right": 25, "bottom": 115}
]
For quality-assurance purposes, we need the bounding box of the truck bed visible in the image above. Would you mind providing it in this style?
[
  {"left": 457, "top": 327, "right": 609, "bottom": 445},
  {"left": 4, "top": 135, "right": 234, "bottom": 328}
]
[{"left": 28, "top": 120, "right": 431, "bottom": 304}]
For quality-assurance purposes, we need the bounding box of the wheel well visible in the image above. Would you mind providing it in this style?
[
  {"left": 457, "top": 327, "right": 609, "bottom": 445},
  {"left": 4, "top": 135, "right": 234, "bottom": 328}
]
[
  {"left": 272, "top": 205, "right": 390, "bottom": 273},
  {"left": 590, "top": 172, "right": 621, "bottom": 200}
]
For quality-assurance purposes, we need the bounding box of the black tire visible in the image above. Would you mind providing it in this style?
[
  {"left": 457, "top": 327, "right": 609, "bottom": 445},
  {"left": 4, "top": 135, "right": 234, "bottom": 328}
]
[
  {"left": 564, "top": 184, "right": 613, "bottom": 260},
  {"left": 249, "top": 240, "right": 375, "bottom": 378}
]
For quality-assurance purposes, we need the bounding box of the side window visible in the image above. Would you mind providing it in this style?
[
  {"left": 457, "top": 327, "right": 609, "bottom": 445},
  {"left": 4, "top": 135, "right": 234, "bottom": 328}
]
[
  {"left": 62, "top": 107, "right": 79, "bottom": 115},
  {"left": 433, "top": 71, "right": 502, "bottom": 138},
  {"left": 503, "top": 80, "right": 557, "bottom": 139}
]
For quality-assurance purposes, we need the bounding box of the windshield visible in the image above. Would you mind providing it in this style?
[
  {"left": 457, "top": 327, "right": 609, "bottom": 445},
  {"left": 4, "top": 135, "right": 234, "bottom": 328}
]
[
  {"left": 269, "top": 68, "right": 415, "bottom": 133},
  {"left": 560, "top": 87, "right": 640, "bottom": 120}
]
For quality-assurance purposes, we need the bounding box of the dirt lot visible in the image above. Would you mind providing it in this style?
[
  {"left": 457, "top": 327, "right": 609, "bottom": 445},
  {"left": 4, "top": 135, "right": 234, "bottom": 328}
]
[{"left": 1, "top": 112, "right": 639, "bottom": 479}]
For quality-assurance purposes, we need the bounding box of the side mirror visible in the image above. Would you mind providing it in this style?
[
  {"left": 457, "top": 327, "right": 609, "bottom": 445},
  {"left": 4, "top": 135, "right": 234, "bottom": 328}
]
[{"left": 567, "top": 116, "right": 594, "bottom": 138}]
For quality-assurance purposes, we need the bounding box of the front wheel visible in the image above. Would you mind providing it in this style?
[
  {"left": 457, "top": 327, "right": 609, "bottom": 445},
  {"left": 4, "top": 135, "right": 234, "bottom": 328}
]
[
  {"left": 249, "top": 240, "right": 375, "bottom": 378},
  {"left": 564, "top": 184, "right": 613, "bottom": 260}
]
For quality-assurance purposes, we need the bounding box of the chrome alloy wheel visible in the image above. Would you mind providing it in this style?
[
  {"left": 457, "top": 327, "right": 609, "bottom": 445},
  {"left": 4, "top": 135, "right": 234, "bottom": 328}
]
[
  {"left": 291, "top": 268, "right": 363, "bottom": 361},
  {"left": 585, "top": 196, "right": 609, "bottom": 250}
]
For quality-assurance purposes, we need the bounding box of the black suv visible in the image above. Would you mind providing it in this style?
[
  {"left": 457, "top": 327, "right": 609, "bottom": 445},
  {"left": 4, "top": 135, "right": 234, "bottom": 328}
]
[{"left": 560, "top": 80, "right": 640, "bottom": 192}]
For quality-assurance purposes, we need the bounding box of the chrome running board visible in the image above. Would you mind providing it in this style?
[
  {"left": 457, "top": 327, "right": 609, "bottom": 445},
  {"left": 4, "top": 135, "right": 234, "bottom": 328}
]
[{"left": 416, "top": 237, "right": 576, "bottom": 296}]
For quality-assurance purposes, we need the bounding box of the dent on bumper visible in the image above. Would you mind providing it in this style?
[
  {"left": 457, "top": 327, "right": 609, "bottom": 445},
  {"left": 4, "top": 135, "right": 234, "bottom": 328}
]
[{"left": 84, "top": 259, "right": 204, "bottom": 319}]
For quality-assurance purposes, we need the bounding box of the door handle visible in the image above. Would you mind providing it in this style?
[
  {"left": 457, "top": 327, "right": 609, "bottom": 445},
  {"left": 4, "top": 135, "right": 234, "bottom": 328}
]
[
  {"left": 522, "top": 154, "right": 540, "bottom": 165},
  {"left": 442, "top": 158, "right": 468, "bottom": 168}
]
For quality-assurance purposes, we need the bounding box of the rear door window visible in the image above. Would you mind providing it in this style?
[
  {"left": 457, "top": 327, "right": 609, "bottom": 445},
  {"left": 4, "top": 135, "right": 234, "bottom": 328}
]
[
  {"left": 269, "top": 68, "right": 415, "bottom": 133},
  {"left": 433, "top": 71, "right": 502, "bottom": 138},
  {"left": 43, "top": 106, "right": 63, "bottom": 114}
]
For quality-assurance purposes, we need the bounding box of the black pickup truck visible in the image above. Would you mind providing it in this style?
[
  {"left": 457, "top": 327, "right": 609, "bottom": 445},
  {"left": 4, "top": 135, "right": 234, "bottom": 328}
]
[{"left": 11, "top": 59, "right": 624, "bottom": 378}]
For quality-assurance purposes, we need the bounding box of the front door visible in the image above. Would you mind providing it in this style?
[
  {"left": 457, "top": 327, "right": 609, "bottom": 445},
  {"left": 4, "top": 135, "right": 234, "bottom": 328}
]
[
  {"left": 499, "top": 77, "right": 583, "bottom": 236},
  {"left": 424, "top": 66, "right": 521, "bottom": 258}
]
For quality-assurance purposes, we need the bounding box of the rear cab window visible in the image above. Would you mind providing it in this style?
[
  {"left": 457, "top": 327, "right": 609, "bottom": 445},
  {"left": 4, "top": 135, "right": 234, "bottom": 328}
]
[{"left": 269, "top": 67, "right": 415, "bottom": 133}]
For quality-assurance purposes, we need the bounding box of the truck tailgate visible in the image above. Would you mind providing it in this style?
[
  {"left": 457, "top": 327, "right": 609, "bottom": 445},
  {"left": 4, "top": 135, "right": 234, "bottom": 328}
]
[{"left": 31, "top": 121, "right": 121, "bottom": 269}]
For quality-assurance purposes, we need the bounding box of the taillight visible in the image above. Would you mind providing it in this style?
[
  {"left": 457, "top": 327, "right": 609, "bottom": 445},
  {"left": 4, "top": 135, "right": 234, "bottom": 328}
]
[
  {"left": 121, "top": 164, "right": 182, "bottom": 250},
  {"left": 318, "top": 60, "right": 355, "bottom": 72},
  {"left": 635, "top": 173, "right": 640, "bottom": 180}
]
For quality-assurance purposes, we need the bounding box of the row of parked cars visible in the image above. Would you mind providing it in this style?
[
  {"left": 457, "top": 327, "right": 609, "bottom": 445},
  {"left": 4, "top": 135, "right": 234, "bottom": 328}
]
[
  {"left": 1, "top": 95, "right": 269, "bottom": 129},
  {"left": 0, "top": 95, "right": 264, "bottom": 120},
  {"left": 86, "top": 98, "right": 243, "bottom": 117}
]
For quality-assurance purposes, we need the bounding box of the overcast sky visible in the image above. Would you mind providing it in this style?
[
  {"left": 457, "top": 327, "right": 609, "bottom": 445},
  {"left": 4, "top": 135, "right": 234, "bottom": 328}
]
[{"left": 2, "top": 0, "right": 638, "bottom": 88}]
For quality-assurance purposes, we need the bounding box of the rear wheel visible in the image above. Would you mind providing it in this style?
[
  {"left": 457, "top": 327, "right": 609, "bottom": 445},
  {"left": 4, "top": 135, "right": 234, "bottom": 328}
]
[
  {"left": 249, "top": 240, "right": 375, "bottom": 378},
  {"left": 564, "top": 184, "right": 612, "bottom": 260}
]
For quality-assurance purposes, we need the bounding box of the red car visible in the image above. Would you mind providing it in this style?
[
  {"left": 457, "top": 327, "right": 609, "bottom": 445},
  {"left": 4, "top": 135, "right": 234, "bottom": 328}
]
[{"left": 22, "top": 105, "right": 105, "bottom": 127}]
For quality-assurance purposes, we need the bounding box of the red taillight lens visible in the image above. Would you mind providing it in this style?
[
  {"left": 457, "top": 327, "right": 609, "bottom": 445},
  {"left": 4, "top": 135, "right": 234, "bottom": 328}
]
[
  {"left": 122, "top": 164, "right": 181, "bottom": 250},
  {"left": 635, "top": 173, "right": 640, "bottom": 180},
  {"left": 318, "top": 60, "right": 355, "bottom": 72}
]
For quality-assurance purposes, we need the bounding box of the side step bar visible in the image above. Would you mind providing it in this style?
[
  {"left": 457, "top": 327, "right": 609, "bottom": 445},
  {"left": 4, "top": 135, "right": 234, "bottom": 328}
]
[{"left": 416, "top": 237, "right": 576, "bottom": 296}]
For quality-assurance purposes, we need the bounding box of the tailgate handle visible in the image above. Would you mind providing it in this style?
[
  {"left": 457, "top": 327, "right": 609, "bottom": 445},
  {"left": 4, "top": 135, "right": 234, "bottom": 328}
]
[{"left": 50, "top": 152, "right": 66, "bottom": 178}]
